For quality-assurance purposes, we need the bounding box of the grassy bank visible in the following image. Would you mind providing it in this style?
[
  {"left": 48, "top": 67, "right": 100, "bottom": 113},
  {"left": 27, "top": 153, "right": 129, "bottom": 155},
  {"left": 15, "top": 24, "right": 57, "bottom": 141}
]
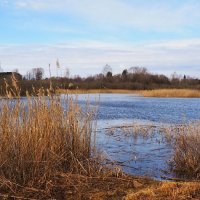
[
  {"left": 57, "top": 89, "right": 137, "bottom": 94},
  {"left": 137, "top": 89, "right": 200, "bottom": 98},
  {"left": 125, "top": 181, "right": 200, "bottom": 200},
  {"left": 57, "top": 88, "right": 200, "bottom": 98}
]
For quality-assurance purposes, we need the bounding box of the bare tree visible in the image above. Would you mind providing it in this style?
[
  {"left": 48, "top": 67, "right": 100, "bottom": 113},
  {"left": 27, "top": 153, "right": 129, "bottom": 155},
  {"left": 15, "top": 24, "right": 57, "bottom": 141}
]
[
  {"left": 36, "top": 68, "right": 44, "bottom": 80},
  {"left": 171, "top": 72, "right": 181, "bottom": 80},
  {"left": 65, "top": 68, "right": 70, "bottom": 79},
  {"left": 25, "top": 71, "right": 32, "bottom": 80},
  {"left": 171, "top": 72, "right": 181, "bottom": 85},
  {"left": 106, "top": 71, "right": 112, "bottom": 78},
  {"left": 30, "top": 68, "right": 44, "bottom": 80},
  {"left": 122, "top": 69, "right": 128, "bottom": 79},
  {"left": 128, "top": 66, "right": 147, "bottom": 74},
  {"left": 102, "top": 64, "right": 112, "bottom": 77}
]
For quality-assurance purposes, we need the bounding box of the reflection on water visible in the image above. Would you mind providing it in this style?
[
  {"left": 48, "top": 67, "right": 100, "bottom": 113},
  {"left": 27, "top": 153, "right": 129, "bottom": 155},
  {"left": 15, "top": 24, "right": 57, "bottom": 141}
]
[{"left": 62, "top": 94, "right": 200, "bottom": 179}]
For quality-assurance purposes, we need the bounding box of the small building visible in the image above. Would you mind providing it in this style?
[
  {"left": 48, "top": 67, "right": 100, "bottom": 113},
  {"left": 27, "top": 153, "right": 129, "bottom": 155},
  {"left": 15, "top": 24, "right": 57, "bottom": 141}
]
[{"left": 0, "top": 72, "right": 22, "bottom": 81}]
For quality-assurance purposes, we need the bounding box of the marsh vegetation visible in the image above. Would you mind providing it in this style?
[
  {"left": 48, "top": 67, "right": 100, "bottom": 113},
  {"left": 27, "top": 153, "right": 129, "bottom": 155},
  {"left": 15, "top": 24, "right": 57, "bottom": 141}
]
[
  {"left": 0, "top": 78, "right": 101, "bottom": 198},
  {"left": 137, "top": 89, "right": 200, "bottom": 98},
  {"left": 0, "top": 76, "right": 199, "bottom": 199}
]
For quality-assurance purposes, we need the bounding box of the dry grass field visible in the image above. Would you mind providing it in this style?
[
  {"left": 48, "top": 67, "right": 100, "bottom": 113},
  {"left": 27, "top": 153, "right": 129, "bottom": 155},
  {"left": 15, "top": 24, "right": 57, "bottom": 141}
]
[
  {"left": 57, "top": 88, "right": 200, "bottom": 98},
  {"left": 57, "top": 89, "right": 137, "bottom": 94},
  {"left": 137, "top": 89, "right": 200, "bottom": 98}
]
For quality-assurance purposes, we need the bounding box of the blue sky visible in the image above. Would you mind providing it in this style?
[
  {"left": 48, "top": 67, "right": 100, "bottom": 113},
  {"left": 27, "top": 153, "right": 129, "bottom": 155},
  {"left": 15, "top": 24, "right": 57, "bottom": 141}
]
[{"left": 0, "top": 0, "right": 200, "bottom": 77}]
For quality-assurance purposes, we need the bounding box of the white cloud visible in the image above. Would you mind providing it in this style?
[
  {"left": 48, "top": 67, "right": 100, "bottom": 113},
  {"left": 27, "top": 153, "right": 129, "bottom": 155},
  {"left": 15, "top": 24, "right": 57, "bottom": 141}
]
[
  {"left": 1, "top": 1, "right": 198, "bottom": 77},
  {"left": 12, "top": 0, "right": 200, "bottom": 31},
  {"left": 147, "top": 39, "right": 200, "bottom": 49},
  {"left": 0, "top": 39, "right": 200, "bottom": 77}
]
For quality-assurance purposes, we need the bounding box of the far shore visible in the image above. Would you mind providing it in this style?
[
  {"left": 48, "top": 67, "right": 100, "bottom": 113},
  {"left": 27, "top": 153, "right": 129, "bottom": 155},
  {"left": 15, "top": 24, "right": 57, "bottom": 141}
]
[{"left": 57, "top": 88, "right": 200, "bottom": 98}]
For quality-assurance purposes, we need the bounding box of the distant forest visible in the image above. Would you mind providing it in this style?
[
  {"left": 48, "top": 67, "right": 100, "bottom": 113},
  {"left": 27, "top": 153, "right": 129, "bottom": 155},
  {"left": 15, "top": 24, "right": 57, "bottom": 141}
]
[{"left": 0, "top": 66, "right": 200, "bottom": 96}]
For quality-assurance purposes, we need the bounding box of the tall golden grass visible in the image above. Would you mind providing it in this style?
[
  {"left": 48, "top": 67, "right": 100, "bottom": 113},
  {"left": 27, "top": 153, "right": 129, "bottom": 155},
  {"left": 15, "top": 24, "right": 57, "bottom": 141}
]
[
  {"left": 170, "top": 123, "right": 200, "bottom": 180},
  {"left": 0, "top": 75, "right": 99, "bottom": 198},
  {"left": 57, "top": 88, "right": 200, "bottom": 98},
  {"left": 57, "top": 89, "right": 137, "bottom": 94},
  {"left": 138, "top": 89, "right": 200, "bottom": 98}
]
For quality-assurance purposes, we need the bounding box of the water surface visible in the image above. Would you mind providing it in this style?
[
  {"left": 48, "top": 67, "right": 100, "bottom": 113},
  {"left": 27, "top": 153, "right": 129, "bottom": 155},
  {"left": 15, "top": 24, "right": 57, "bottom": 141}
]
[{"left": 64, "top": 94, "right": 200, "bottom": 179}]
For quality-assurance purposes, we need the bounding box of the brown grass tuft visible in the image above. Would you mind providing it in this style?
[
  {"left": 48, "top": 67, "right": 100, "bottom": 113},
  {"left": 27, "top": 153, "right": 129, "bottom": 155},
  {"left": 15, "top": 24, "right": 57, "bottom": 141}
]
[
  {"left": 125, "top": 181, "right": 200, "bottom": 200},
  {"left": 170, "top": 123, "right": 200, "bottom": 180}
]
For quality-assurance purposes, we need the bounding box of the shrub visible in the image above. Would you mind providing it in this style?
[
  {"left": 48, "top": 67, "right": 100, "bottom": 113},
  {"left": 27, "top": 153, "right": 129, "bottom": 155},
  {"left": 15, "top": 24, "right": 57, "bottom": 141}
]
[{"left": 170, "top": 123, "right": 200, "bottom": 179}]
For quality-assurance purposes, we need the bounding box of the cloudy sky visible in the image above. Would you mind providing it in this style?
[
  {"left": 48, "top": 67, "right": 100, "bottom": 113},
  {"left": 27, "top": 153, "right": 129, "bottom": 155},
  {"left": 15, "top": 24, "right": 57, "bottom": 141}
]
[{"left": 0, "top": 0, "right": 200, "bottom": 77}]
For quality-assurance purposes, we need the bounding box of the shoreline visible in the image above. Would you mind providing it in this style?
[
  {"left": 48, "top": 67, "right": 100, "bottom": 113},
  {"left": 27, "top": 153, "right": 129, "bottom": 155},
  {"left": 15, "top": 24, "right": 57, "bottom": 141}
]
[
  {"left": 57, "top": 88, "right": 200, "bottom": 98},
  {"left": 57, "top": 89, "right": 137, "bottom": 94}
]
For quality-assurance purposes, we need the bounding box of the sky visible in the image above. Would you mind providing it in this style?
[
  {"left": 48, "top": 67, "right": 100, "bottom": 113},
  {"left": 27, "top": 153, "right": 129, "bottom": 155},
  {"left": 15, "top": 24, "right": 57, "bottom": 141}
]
[{"left": 0, "top": 0, "right": 200, "bottom": 77}]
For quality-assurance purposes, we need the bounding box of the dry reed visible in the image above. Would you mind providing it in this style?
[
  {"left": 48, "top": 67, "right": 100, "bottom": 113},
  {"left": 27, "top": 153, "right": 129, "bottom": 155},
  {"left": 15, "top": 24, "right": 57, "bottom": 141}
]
[
  {"left": 137, "top": 89, "right": 200, "bottom": 98},
  {"left": 125, "top": 181, "right": 200, "bottom": 200},
  {"left": 170, "top": 123, "right": 200, "bottom": 180},
  {"left": 57, "top": 88, "right": 200, "bottom": 98},
  {"left": 0, "top": 74, "right": 100, "bottom": 198},
  {"left": 57, "top": 89, "right": 139, "bottom": 94}
]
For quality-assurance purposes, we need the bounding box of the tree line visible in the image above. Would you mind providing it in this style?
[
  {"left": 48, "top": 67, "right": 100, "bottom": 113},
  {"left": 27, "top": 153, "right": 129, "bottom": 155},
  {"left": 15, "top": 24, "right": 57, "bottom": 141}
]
[
  {"left": 0, "top": 66, "right": 199, "bottom": 96},
  {"left": 61, "top": 66, "right": 200, "bottom": 90}
]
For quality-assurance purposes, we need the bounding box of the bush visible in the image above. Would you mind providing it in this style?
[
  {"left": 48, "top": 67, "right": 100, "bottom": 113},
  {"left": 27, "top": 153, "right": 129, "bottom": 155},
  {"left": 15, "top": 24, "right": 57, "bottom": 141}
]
[{"left": 171, "top": 123, "right": 200, "bottom": 179}]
